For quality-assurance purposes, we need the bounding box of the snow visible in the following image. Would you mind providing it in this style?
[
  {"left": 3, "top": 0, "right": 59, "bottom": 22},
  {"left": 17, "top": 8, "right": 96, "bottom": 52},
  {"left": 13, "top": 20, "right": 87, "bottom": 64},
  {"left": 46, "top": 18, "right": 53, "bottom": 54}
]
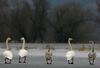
[{"left": 0, "top": 48, "right": 100, "bottom": 58}]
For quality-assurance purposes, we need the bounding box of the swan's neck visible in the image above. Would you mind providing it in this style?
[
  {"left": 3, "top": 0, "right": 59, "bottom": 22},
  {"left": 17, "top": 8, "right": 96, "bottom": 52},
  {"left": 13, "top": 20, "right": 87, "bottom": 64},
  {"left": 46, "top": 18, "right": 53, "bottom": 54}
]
[
  {"left": 90, "top": 43, "right": 94, "bottom": 52},
  {"left": 22, "top": 39, "right": 25, "bottom": 49},
  {"left": 92, "top": 46, "right": 95, "bottom": 52},
  {"left": 6, "top": 39, "right": 9, "bottom": 50},
  {"left": 68, "top": 40, "right": 72, "bottom": 50},
  {"left": 90, "top": 44, "right": 92, "bottom": 51}
]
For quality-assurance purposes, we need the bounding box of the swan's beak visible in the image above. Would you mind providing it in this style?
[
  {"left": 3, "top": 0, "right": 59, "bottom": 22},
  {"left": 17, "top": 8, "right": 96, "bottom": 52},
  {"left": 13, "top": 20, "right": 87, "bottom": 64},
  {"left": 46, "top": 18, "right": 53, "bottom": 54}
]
[{"left": 89, "top": 41, "right": 94, "bottom": 44}]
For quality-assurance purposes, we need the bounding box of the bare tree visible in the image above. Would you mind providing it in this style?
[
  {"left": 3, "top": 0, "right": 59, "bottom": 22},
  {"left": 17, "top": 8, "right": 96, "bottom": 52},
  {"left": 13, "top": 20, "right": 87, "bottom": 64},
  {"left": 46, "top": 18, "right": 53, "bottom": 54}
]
[
  {"left": 0, "top": 0, "right": 12, "bottom": 41},
  {"left": 32, "top": 0, "right": 49, "bottom": 43},
  {"left": 50, "top": 4, "right": 89, "bottom": 43},
  {"left": 11, "top": 0, "right": 33, "bottom": 42}
]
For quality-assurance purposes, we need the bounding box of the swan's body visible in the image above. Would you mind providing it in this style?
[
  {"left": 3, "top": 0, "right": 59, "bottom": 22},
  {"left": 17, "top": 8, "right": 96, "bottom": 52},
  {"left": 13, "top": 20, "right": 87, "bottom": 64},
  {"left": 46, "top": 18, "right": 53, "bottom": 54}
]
[
  {"left": 18, "top": 49, "right": 28, "bottom": 57},
  {"left": 88, "top": 51, "right": 96, "bottom": 59},
  {"left": 3, "top": 50, "right": 13, "bottom": 60},
  {"left": 18, "top": 37, "right": 28, "bottom": 63},
  {"left": 3, "top": 37, "right": 13, "bottom": 64},
  {"left": 66, "top": 38, "right": 75, "bottom": 64},
  {"left": 88, "top": 41, "right": 96, "bottom": 65},
  {"left": 66, "top": 50, "right": 75, "bottom": 60},
  {"left": 45, "top": 48, "right": 53, "bottom": 64}
]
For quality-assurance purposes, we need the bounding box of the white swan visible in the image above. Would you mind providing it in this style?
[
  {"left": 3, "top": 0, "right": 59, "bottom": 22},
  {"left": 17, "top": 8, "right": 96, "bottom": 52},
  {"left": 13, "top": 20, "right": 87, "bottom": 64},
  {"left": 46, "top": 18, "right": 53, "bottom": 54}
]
[
  {"left": 66, "top": 38, "right": 75, "bottom": 64},
  {"left": 88, "top": 41, "right": 96, "bottom": 65},
  {"left": 18, "top": 37, "right": 28, "bottom": 63},
  {"left": 3, "top": 37, "right": 13, "bottom": 64}
]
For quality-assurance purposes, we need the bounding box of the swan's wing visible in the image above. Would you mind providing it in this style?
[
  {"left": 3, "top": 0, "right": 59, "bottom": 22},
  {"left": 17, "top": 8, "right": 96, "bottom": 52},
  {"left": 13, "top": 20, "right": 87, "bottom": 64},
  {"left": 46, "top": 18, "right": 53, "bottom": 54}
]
[
  {"left": 18, "top": 49, "right": 28, "bottom": 57},
  {"left": 3, "top": 50, "right": 13, "bottom": 59},
  {"left": 66, "top": 51, "right": 75, "bottom": 60}
]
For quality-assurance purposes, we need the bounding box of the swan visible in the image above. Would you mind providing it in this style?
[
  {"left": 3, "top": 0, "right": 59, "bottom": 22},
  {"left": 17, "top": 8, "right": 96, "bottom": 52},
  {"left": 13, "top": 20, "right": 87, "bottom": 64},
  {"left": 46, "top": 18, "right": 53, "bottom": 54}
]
[
  {"left": 66, "top": 38, "right": 75, "bottom": 64},
  {"left": 45, "top": 46, "right": 53, "bottom": 64},
  {"left": 88, "top": 41, "right": 96, "bottom": 65},
  {"left": 18, "top": 37, "right": 28, "bottom": 63},
  {"left": 3, "top": 37, "right": 13, "bottom": 64}
]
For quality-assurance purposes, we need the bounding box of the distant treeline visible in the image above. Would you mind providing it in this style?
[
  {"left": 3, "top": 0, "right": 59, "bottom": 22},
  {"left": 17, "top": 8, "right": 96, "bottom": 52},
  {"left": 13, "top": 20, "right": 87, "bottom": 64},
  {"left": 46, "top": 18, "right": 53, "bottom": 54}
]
[{"left": 0, "top": 0, "right": 100, "bottom": 43}]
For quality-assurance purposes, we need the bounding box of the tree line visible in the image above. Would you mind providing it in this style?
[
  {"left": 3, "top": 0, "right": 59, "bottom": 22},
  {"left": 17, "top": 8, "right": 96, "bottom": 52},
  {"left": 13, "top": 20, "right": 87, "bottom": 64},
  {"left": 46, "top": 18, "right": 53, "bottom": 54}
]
[{"left": 0, "top": 0, "right": 99, "bottom": 43}]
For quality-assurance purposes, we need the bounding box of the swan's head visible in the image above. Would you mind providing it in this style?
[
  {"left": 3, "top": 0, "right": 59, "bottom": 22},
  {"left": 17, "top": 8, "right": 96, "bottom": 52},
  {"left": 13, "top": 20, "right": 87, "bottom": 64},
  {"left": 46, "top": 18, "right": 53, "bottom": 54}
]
[
  {"left": 7, "top": 37, "right": 11, "bottom": 40},
  {"left": 68, "top": 38, "right": 72, "bottom": 41},
  {"left": 21, "top": 37, "right": 25, "bottom": 40},
  {"left": 89, "top": 41, "right": 95, "bottom": 51},
  {"left": 89, "top": 41, "right": 94, "bottom": 44}
]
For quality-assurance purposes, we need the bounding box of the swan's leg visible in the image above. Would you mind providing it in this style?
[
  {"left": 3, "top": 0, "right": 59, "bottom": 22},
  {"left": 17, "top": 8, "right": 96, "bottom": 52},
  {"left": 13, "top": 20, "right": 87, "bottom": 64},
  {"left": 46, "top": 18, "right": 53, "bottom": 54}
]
[
  {"left": 50, "top": 58, "right": 52, "bottom": 64},
  {"left": 93, "top": 58, "right": 95, "bottom": 64},
  {"left": 5, "top": 58, "right": 7, "bottom": 64},
  {"left": 5, "top": 58, "right": 11, "bottom": 64},
  {"left": 88, "top": 58, "right": 90, "bottom": 63},
  {"left": 91, "top": 58, "right": 93, "bottom": 65},
  {"left": 89, "top": 58, "right": 91, "bottom": 64},
  {"left": 91, "top": 58, "right": 94, "bottom": 65},
  {"left": 49, "top": 57, "right": 52, "bottom": 64},
  {"left": 47, "top": 59, "right": 49, "bottom": 64},
  {"left": 46, "top": 58, "right": 48, "bottom": 64},
  {"left": 68, "top": 60, "right": 70, "bottom": 64},
  {"left": 23, "top": 56, "right": 26, "bottom": 63},
  {"left": 89, "top": 57, "right": 93, "bottom": 65},
  {"left": 70, "top": 57, "right": 74, "bottom": 64},
  {"left": 7, "top": 58, "right": 11, "bottom": 64},
  {"left": 72, "top": 57, "right": 74, "bottom": 64},
  {"left": 46, "top": 58, "right": 49, "bottom": 64},
  {"left": 89, "top": 57, "right": 91, "bottom": 65},
  {"left": 5, "top": 58, "right": 9, "bottom": 64},
  {"left": 19, "top": 56, "right": 21, "bottom": 63},
  {"left": 68, "top": 58, "right": 74, "bottom": 64},
  {"left": 9, "top": 59, "right": 11, "bottom": 64}
]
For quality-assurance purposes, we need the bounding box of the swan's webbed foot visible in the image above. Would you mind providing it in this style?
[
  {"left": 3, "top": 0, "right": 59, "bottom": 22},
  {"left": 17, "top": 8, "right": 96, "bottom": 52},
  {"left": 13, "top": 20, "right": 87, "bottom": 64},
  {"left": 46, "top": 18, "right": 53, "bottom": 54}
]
[
  {"left": 19, "top": 60, "right": 22, "bottom": 63},
  {"left": 19, "top": 56, "right": 27, "bottom": 63},
  {"left": 89, "top": 62, "right": 94, "bottom": 65},
  {"left": 89, "top": 58, "right": 95, "bottom": 65},
  {"left": 24, "top": 56, "right": 26, "bottom": 63},
  {"left": 71, "top": 57, "right": 74, "bottom": 64},
  {"left": 23, "top": 61, "right": 26, "bottom": 63},
  {"left": 9, "top": 59, "right": 11, "bottom": 64},
  {"left": 68, "top": 60, "right": 70, "bottom": 64},
  {"left": 47, "top": 62, "right": 49, "bottom": 64},
  {"left": 68, "top": 58, "right": 74, "bottom": 64},
  {"left": 46, "top": 59, "right": 52, "bottom": 64},
  {"left": 5, "top": 62, "right": 7, "bottom": 64},
  {"left": 5, "top": 58, "right": 11, "bottom": 64},
  {"left": 19, "top": 56, "right": 21, "bottom": 63},
  {"left": 89, "top": 61, "right": 94, "bottom": 65},
  {"left": 50, "top": 61, "right": 52, "bottom": 64},
  {"left": 46, "top": 61, "right": 50, "bottom": 64},
  {"left": 71, "top": 62, "right": 74, "bottom": 64}
]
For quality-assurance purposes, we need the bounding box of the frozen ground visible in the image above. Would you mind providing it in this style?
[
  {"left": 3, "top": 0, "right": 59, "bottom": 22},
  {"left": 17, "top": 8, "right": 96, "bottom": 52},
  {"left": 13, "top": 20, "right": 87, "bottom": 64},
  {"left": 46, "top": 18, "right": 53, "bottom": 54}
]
[
  {"left": 0, "top": 48, "right": 100, "bottom": 57},
  {"left": 0, "top": 49, "right": 100, "bottom": 68}
]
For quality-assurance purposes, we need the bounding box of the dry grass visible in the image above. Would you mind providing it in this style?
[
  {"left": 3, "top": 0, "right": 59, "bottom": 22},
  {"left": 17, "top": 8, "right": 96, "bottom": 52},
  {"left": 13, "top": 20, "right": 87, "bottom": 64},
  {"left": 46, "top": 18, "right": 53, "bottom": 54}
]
[{"left": 78, "top": 48, "right": 100, "bottom": 51}]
